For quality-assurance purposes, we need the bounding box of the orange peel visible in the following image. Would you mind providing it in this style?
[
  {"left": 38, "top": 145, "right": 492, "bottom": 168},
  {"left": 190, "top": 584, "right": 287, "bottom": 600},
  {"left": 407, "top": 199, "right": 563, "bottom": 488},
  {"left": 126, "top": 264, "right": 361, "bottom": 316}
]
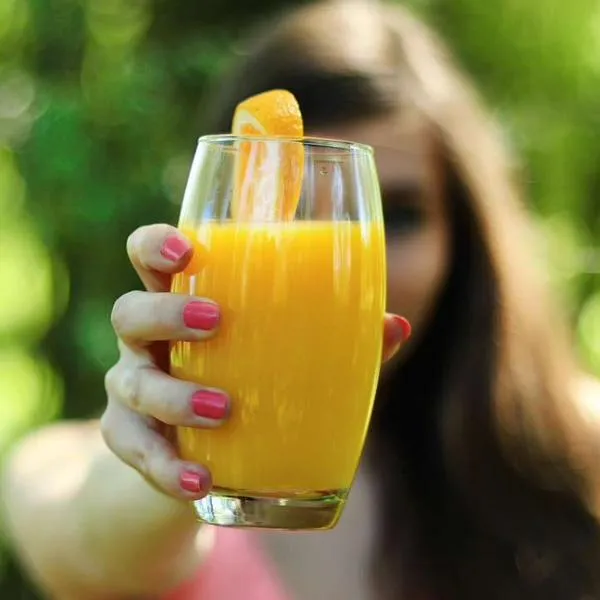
[{"left": 231, "top": 89, "right": 304, "bottom": 221}]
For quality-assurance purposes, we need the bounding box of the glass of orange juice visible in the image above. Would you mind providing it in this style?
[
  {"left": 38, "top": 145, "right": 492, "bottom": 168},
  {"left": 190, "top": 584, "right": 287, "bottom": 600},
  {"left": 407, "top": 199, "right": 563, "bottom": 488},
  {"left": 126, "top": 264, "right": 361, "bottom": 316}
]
[{"left": 170, "top": 133, "right": 386, "bottom": 530}]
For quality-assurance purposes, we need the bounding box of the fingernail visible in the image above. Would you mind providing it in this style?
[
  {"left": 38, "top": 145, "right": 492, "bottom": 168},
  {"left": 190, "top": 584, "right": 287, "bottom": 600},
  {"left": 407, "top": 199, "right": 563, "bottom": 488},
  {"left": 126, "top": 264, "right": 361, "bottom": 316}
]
[
  {"left": 179, "top": 470, "right": 207, "bottom": 494},
  {"left": 382, "top": 316, "right": 411, "bottom": 363},
  {"left": 183, "top": 301, "right": 220, "bottom": 330},
  {"left": 192, "top": 390, "right": 229, "bottom": 420},
  {"left": 161, "top": 235, "right": 191, "bottom": 262},
  {"left": 392, "top": 315, "right": 412, "bottom": 343}
]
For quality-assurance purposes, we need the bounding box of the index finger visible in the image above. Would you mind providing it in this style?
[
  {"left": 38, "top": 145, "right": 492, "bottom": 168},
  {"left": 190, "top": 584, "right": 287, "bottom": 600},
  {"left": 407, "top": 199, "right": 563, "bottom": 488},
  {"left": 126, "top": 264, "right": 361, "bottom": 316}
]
[{"left": 126, "top": 224, "right": 193, "bottom": 292}]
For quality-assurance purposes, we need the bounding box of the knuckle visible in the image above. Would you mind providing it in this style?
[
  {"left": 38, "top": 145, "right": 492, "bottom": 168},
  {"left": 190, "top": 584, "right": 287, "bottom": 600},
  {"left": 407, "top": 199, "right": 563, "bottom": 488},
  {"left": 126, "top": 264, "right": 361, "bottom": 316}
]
[
  {"left": 99, "top": 406, "right": 149, "bottom": 476},
  {"left": 126, "top": 226, "right": 150, "bottom": 259},
  {"left": 136, "top": 438, "right": 169, "bottom": 484},
  {"left": 130, "top": 447, "right": 149, "bottom": 476},
  {"left": 126, "top": 229, "right": 142, "bottom": 265},
  {"left": 105, "top": 361, "right": 144, "bottom": 413},
  {"left": 110, "top": 291, "right": 140, "bottom": 335},
  {"left": 118, "top": 366, "right": 143, "bottom": 411},
  {"left": 104, "top": 365, "right": 118, "bottom": 396}
]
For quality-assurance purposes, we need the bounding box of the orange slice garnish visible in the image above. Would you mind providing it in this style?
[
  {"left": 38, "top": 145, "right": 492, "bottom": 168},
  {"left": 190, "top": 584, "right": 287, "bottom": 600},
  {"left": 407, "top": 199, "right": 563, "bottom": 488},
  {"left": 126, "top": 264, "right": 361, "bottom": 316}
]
[{"left": 231, "top": 89, "right": 304, "bottom": 221}]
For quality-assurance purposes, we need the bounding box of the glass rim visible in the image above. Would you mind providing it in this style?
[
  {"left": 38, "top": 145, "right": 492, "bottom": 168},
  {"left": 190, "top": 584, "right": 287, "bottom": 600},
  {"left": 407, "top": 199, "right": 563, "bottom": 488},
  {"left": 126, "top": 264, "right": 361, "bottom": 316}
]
[{"left": 198, "top": 134, "right": 374, "bottom": 154}]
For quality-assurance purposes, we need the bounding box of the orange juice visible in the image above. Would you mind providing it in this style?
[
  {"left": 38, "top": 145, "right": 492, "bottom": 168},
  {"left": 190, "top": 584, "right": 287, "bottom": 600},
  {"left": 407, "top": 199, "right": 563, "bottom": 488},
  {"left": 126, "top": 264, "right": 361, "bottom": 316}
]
[{"left": 171, "top": 220, "right": 385, "bottom": 494}]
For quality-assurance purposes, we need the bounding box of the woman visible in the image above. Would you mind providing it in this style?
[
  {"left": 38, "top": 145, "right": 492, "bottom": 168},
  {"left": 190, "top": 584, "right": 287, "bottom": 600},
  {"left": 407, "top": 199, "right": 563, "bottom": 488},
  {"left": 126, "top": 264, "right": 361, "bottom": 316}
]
[{"left": 2, "top": 1, "right": 600, "bottom": 599}]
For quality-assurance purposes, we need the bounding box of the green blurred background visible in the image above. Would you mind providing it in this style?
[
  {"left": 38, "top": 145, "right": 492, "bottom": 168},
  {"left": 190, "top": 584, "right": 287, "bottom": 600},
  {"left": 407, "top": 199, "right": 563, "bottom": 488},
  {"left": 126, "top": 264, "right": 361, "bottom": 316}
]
[{"left": 0, "top": 0, "right": 599, "bottom": 596}]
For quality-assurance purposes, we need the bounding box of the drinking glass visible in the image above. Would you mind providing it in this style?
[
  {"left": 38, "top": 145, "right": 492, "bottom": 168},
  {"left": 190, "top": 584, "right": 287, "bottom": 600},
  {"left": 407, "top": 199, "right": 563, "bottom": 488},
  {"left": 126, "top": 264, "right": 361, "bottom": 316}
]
[{"left": 170, "top": 134, "right": 386, "bottom": 530}]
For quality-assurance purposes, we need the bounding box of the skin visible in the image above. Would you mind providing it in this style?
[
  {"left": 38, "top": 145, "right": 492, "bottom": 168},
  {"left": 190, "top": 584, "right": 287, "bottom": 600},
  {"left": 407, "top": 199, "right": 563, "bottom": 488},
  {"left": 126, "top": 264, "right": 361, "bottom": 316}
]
[{"left": 0, "top": 113, "right": 452, "bottom": 600}]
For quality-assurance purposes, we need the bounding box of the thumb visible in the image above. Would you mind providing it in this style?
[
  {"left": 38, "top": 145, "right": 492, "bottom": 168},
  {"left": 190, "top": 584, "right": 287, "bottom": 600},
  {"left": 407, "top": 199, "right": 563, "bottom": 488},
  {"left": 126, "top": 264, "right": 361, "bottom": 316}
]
[{"left": 382, "top": 314, "right": 411, "bottom": 363}]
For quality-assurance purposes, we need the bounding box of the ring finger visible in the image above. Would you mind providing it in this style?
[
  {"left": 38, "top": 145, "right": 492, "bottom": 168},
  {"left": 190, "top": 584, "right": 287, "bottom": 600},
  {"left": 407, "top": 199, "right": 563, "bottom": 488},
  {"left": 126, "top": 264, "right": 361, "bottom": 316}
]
[{"left": 105, "top": 360, "right": 230, "bottom": 427}]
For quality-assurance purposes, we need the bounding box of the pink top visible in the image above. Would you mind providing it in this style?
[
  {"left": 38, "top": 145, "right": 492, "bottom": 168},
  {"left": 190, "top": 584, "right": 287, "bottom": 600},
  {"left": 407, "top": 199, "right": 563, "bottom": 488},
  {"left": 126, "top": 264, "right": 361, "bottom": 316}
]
[{"left": 164, "top": 528, "right": 290, "bottom": 600}]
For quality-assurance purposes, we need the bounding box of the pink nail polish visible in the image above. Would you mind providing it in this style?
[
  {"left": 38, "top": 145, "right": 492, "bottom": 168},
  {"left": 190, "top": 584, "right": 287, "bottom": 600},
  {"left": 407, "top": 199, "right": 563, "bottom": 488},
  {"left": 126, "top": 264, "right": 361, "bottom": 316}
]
[
  {"left": 382, "top": 315, "right": 412, "bottom": 362},
  {"left": 180, "top": 470, "right": 206, "bottom": 494},
  {"left": 392, "top": 315, "right": 411, "bottom": 342},
  {"left": 192, "top": 390, "right": 228, "bottom": 420},
  {"left": 183, "top": 301, "right": 220, "bottom": 330},
  {"left": 160, "top": 235, "right": 191, "bottom": 262}
]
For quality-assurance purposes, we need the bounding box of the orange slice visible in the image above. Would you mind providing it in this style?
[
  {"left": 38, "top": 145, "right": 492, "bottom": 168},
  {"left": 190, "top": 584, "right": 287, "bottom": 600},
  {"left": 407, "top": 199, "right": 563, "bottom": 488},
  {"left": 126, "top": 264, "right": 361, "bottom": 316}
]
[{"left": 231, "top": 89, "right": 304, "bottom": 221}]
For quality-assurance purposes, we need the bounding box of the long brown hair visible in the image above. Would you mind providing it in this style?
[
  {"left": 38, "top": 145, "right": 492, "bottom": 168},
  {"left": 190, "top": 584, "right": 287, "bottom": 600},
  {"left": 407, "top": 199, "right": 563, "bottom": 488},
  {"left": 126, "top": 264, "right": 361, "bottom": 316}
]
[{"left": 202, "top": 1, "right": 600, "bottom": 598}]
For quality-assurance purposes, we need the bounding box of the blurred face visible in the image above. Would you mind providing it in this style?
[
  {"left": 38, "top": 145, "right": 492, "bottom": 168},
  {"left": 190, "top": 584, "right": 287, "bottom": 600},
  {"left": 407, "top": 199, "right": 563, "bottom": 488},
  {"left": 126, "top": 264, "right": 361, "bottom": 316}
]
[{"left": 315, "top": 112, "right": 452, "bottom": 359}]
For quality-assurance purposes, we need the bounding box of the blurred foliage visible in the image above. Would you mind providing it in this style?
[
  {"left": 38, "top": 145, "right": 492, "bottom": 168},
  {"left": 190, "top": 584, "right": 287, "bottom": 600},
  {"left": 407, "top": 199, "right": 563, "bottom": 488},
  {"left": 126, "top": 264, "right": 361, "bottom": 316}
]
[{"left": 0, "top": 0, "right": 598, "bottom": 596}]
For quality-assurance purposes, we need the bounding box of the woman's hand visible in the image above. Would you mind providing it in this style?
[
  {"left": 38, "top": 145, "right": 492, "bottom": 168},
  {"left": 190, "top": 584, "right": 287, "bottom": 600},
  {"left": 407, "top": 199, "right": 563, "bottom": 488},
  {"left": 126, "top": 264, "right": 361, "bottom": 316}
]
[{"left": 103, "top": 224, "right": 411, "bottom": 502}]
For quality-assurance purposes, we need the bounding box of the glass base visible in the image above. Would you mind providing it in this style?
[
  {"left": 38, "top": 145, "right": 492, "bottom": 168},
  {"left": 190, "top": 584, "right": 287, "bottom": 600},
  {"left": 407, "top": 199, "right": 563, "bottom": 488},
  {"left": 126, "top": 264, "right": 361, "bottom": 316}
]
[{"left": 192, "top": 487, "right": 348, "bottom": 530}]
